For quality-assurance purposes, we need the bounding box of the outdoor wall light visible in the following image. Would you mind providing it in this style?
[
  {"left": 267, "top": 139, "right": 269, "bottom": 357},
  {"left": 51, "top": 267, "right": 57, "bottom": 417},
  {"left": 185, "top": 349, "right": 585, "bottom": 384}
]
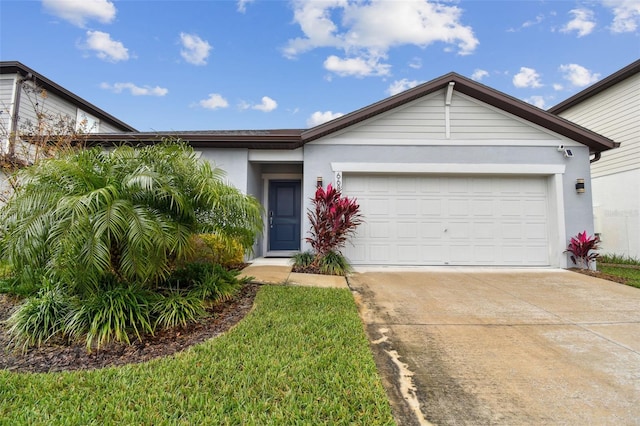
[
  {"left": 317, "top": 176, "right": 323, "bottom": 188},
  {"left": 575, "top": 178, "right": 585, "bottom": 194}
]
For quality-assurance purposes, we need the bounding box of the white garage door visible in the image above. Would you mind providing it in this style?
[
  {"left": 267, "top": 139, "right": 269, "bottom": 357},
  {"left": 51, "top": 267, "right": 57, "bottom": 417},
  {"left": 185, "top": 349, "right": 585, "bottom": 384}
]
[{"left": 342, "top": 174, "right": 550, "bottom": 266}]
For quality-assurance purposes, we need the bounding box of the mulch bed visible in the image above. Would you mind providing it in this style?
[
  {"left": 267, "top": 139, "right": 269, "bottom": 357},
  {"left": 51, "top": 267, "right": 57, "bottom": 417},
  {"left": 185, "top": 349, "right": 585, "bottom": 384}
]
[
  {"left": 568, "top": 268, "right": 628, "bottom": 285},
  {"left": 0, "top": 283, "right": 260, "bottom": 374}
]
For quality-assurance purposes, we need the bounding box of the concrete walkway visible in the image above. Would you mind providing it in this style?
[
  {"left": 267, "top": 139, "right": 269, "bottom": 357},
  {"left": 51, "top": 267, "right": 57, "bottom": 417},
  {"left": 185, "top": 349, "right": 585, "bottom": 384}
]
[
  {"left": 239, "top": 258, "right": 348, "bottom": 289},
  {"left": 349, "top": 268, "right": 640, "bottom": 425}
]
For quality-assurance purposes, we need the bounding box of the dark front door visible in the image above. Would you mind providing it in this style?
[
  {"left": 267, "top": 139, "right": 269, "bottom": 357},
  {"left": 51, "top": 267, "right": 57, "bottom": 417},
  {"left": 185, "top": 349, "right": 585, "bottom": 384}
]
[{"left": 268, "top": 180, "right": 301, "bottom": 251}]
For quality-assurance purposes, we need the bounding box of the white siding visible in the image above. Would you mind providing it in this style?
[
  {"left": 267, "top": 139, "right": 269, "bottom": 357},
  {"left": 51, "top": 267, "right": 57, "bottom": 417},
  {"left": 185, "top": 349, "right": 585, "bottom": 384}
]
[
  {"left": 0, "top": 74, "right": 17, "bottom": 148},
  {"left": 558, "top": 73, "right": 640, "bottom": 178},
  {"left": 98, "top": 121, "right": 123, "bottom": 133},
  {"left": 17, "top": 81, "right": 78, "bottom": 132},
  {"left": 341, "top": 90, "right": 446, "bottom": 140},
  {"left": 329, "top": 89, "right": 563, "bottom": 143},
  {"left": 449, "top": 93, "right": 558, "bottom": 140}
]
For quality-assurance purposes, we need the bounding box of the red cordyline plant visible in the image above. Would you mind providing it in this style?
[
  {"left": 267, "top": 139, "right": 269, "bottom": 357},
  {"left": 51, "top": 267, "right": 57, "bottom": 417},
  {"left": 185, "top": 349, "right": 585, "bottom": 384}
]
[
  {"left": 566, "top": 231, "right": 600, "bottom": 269},
  {"left": 306, "top": 184, "right": 363, "bottom": 259}
]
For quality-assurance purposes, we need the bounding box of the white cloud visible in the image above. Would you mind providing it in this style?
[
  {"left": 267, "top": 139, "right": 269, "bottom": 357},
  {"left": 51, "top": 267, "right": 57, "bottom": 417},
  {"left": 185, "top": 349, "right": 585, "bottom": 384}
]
[
  {"left": 307, "top": 111, "right": 344, "bottom": 127},
  {"left": 409, "top": 57, "right": 422, "bottom": 69},
  {"left": 252, "top": 96, "right": 278, "bottom": 112},
  {"left": 513, "top": 67, "right": 542, "bottom": 88},
  {"left": 199, "top": 93, "right": 229, "bottom": 110},
  {"left": 100, "top": 82, "right": 168, "bottom": 96},
  {"left": 525, "top": 96, "right": 547, "bottom": 109},
  {"left": 603, "top": 0, "right": 640, "bottom": 33},
  {"left": 553, "top": 83, "right": 564, "bottom": 91},
  {"left": 559, "top": 64, "right": 600, "bottom": 87},
  {"left": 386, "top": 79, "right": 422, "bottom": 96},
  {"left": 237, "top": 0, "right": 254, "bottom": 13},
  {"left": 43, "top": 0, "right": 116, "bottom": 27},
  {"left": 284, "top": 0, "right": 478, "bottom": 77},
  {"left": 522, "top": 14, "right": 545, "bottom": 29},
  {"left": 471, "top": 69, "right": 489, "bottom": 81},
  {"left": 324, "top": 55, "right": 391, "bottom": 77},
  {"left": 180, "top": 33, "right": 212, "bottom": 66},
  {"left": 83, "top": 31, "right": 129, "bottom": 62},
  {"left": 561, "top": 8, "right": 596, "bottom": 37}
]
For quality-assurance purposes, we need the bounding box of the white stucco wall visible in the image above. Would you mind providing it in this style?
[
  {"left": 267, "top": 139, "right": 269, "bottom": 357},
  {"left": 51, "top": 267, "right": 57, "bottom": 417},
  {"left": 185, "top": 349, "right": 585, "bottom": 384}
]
[
  {"left": 199, "top": 148, "right": 249, "bottom": 192},
  {"left": 593, "top": 168, "right": 640, "bottom": 258}
]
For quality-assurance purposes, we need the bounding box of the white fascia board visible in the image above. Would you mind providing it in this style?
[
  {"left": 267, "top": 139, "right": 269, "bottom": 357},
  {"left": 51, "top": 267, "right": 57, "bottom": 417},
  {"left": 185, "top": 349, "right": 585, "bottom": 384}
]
[{"left": 331, "top": 162, "right": 566, "bottom": 175}]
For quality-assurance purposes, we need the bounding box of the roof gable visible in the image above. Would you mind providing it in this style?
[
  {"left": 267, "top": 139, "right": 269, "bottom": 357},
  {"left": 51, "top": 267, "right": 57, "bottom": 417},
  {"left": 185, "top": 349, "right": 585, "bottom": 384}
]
[
  {"left": 301, "top": 72, "right": 618, "bottom": 152},
  {"left": 548, "top": 59, "right": 640, "bottom": 115},
  {"left": 0, "top": 61, "right": 137, "bottom": 132}
]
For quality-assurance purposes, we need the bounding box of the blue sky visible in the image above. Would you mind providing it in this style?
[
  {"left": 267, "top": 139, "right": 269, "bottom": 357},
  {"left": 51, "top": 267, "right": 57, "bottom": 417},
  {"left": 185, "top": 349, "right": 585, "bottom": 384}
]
[{"left": 1, "top": 0, "right": 639, "bottom": 132}]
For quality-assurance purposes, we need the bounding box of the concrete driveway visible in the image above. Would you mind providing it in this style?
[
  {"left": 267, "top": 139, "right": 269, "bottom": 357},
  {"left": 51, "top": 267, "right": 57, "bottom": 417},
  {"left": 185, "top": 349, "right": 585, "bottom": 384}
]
[{"left": 348, "top": 268, "right": 640, "bottom": 425}]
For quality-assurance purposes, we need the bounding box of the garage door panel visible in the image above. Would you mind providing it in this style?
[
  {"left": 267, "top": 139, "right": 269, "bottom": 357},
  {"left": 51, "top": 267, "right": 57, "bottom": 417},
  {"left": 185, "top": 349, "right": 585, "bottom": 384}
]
[
  {"left": 448, "top": 199, "right": 469, "bottom": 216},
  {"left": 421, "top": 222, "right": 443, "bottom": 238},
  {"left": 398, "top": 198, "right": 419, "bottom": 215},
  {"left": 419, "top": 178, "right": 444, "bottom": 193},
  {"left": 524, "top": 199, "right": 547, "bottom": 216},
  {"left": 398, "top": 245, "right": 421, "bottom": 262},
  {"left": 342, "top": 174, "right": 550, "bottom": 266},
  {"left": 472, "top": 199, "right": 494, "bottom": 216},
  {"left": 370, "top": 245, "right": 390, "bottom": 262},
  {"left": 366, "top": 198, "right": 391, "bottom": 215},
  {"left": 368, "top": 220, "right": 391, "bottom": 239},
  {"left": 421, "top": 199, "right": 443, "bottom": 215},
  {"left": 472, "top": 222, "right": 496, "bottom": 239}
]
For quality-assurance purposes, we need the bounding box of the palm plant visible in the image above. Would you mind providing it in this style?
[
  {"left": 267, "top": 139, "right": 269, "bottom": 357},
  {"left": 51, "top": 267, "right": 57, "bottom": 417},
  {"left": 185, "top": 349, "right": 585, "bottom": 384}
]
[
  {"left": 0, "top": 140, "right": 262, "bottom": 349},
  {"left": 1, "top": 141, "right": 261, "bottom": 290}
]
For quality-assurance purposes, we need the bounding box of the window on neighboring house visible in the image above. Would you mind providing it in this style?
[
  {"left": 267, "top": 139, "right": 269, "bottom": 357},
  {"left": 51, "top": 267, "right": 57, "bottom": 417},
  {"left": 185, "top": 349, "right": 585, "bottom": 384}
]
[{"left": 76, "top": 109, "right": 100, "bottom": 133}]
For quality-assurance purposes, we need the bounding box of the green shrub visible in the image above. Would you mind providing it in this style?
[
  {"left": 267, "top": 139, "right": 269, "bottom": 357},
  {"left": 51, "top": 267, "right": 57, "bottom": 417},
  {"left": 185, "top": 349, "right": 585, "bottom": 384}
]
[
  {"left": 319, "top": 251, "right": 351, "bottom": 276},
  {"left": 66, "top": 281, "right": 155, "bottom": 350},
  {"left": 0, "top": 266, "right": 47, "bottom": 297},
  {"left": 153, "top": 289, "right": 207, "bottom": 329},
  {"left": 0, "top": 275, "right": 40, "bottom": 298},
  {"left": 188, "top": 234, "right": 245, "bottom": 267},
  {"left": 7, "top": 280, "right": 72, "bottom": 351},
  {"left": 168, "top": 262, "right": 243, "bottom": 304},
  {"left": 0, "top": 259, "right": 11, "bottom": 278},
  {"left": 291, "top": 251, "right": 314, "bottom": 269}
]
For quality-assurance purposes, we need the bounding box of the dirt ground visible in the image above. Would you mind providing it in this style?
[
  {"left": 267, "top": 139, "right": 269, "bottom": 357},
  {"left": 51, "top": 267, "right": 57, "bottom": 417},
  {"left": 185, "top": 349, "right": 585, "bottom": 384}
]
[{"left": 0, "top": 283, "right": 259, "bottom": 373}]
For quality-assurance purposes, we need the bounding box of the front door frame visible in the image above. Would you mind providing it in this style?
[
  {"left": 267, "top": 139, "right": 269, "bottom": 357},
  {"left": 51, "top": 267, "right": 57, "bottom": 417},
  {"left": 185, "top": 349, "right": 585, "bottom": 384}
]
[{"left": 262, "top": 173, "right": 303, "bottom": 257}]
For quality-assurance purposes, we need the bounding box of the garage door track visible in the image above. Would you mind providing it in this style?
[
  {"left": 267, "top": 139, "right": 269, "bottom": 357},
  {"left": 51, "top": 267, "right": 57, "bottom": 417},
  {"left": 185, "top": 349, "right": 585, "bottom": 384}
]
[{"left": 349, "top": 269, "right": 640, "bottom": 425}]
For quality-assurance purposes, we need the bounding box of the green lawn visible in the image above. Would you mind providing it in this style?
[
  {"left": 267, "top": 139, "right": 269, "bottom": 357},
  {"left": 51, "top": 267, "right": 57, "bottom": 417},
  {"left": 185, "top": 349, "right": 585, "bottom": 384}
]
[
  {"left": 0, "top": 286, "right": 395, "bottom": 425},
  {"left": 598, "top": 265, "right": 640, "bottom": 289},
  {"left": 597, "top": 254, "right": 640, "bottom": 289}
]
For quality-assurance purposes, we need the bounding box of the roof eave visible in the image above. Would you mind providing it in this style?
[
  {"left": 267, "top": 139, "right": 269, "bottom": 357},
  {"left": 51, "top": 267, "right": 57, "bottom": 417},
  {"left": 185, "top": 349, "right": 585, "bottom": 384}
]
[
  {"left": 302, "top": 72, "right": 617, "bottom": 152},
  {"left": 0, "top": 61, "right": 137, "bottom": 132},
  {"left": 548, "top": 59, "right": 640, "bottom": 114},
  {"left": 86, "top": 132, "right": 304, "bottom": 150}
]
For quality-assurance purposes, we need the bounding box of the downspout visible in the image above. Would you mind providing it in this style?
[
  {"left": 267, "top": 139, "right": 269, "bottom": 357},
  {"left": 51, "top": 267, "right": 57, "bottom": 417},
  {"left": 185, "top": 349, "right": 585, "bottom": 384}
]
[
  {"left": 445, "top": 82, "right": 455, "bottom": 139},
  {"left": 590, "top": 152, "right": 601, "bottom": 163}
]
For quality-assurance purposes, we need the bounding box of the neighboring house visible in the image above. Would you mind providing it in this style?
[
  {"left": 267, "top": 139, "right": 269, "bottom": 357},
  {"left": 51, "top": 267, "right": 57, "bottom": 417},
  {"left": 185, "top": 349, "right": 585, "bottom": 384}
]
[
  {"left": 0, "top": 61, "right": 136, "bottom": 200},
  {"left": 90, "top": 73, "right": 617, "bottom": 268},
  {"left": 549, "top": 60, "right": 639, "bottom": 259},
  {"left": 0, "top": 61, "right": 136, "bottom": 138}
]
